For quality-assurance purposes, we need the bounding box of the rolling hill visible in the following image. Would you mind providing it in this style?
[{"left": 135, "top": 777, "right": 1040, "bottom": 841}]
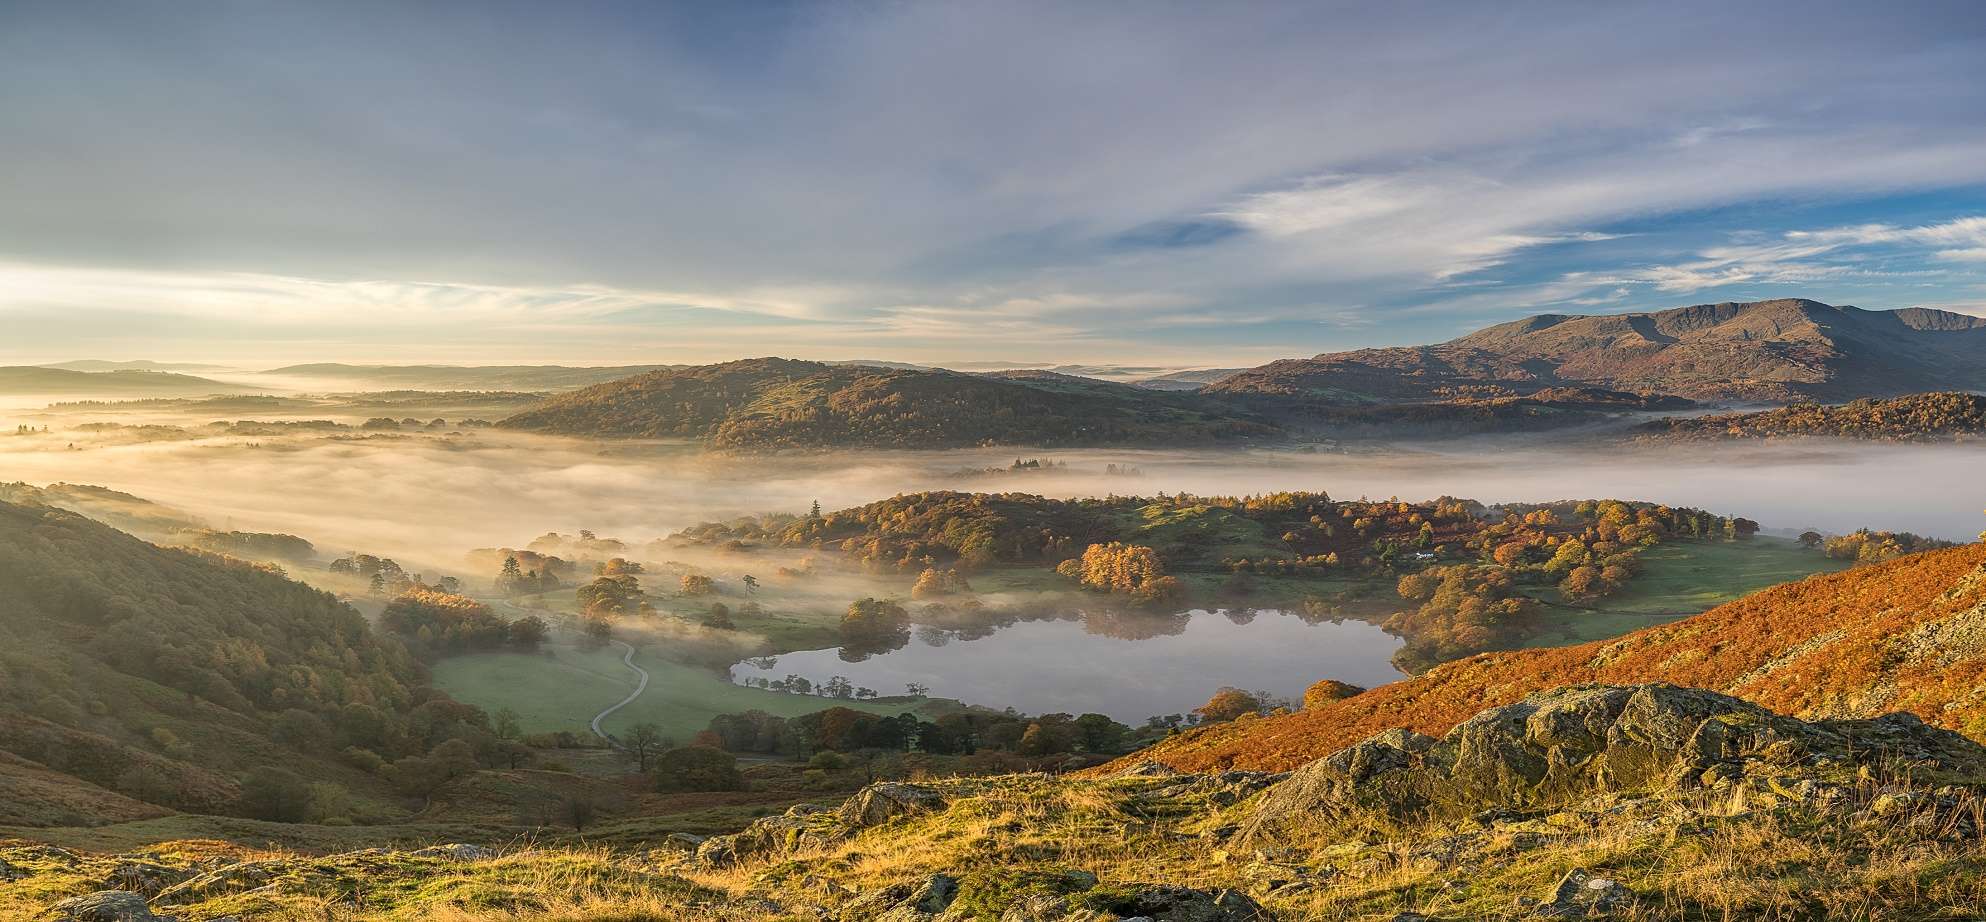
[
  {"left": 497, "top": 358, "right": 1284, "bottom": 449},
  {"left": 1207, "top": 298, "right": 1986, "bottom": 404},
  {"left": 0, "top": 367, "right": 238, "bottom": 396},
  {"left": 260, "top": 363, "right": 683, "bottom": 391},
  {"left": 1119, "top": 540, "right": 1986, "bottom": 773}
]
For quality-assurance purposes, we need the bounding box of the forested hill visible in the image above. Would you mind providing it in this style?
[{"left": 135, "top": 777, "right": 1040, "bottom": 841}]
[
  {"left": 0, "top": 500, "right": 483, "bottom": 827},
  {"left": 1206, "top": 299, "right": 1986, "bottom": 404},
  {"left": 497, "top": 358, "right": 1283, "bottom": 449},
  {"left": 1117, "top": 540, "right": 1986, "bottom": 772},
  {"left": 1634, "top": 391, "right": 1986, "bottom": 442}
]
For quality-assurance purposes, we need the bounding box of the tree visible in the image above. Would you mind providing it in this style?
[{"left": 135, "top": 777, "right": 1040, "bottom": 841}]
[
  {"left": 679, "top": 574, "right": 716, "bottom": 596},
  {"left": 741, "top": 574, "right": 759, "bottom": 593},
  {"left": 578, "top": 575, "right": 649, "bottom": 616},
  {"left": 841, "top": 597, "right": 910, "bottom": 648},
  {"left": 562, "top": 793, "right": 598, "bottom": 832},
  {"left": 653, "top": 746, "right": 744, "bottom": 792},
  {"left": 623, "top": 722, "right": 665, "bottom": 772},
  {"left": 507, "top": 615, "right": 548, "bottom": 649},
  {"left": 492, "top": 708, "right": 521, "bottom": 741},
  {"left": 1194, "top": 687, "right": 1263, "bottom": 724},
  {"left": 496, "top": 555, "right": 524, "bottom": 594},
  {"left": 1798, "top": 530, "right": 1826, "bottom": 549},
  {"left": 238, "top": 766, "right": 312, "bottom": 822},
  {"left": 702, "top": 602, "right": 734, "bottom": 630}
]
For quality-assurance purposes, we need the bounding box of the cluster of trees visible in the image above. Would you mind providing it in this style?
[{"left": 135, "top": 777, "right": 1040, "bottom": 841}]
[
  {"left": 699, "top": 706, "right": 1137, "bottom": 759},
  {"left": 173, "top": 528, "right": 315, "bottom": 563},
  {"left": 1057, "top": 542, "right": 1184, "bottom": 606},
  {"left": 910, "top": 567, "right": 972, "bottom": 599},
  {"left": 840, "top": 598, "right": 911, "bottom": 654},
  {"left": 1807, "top": 529, "right": 1957, "bottom": 563},
  {"left": 496, "top": 554, "right": 566, "bottom": 597},
  {"left": 736, "top": 673, "right": 885, "bottom": 699},
  {"left": 378, "top": 589, "right": 546, "bottom": 657},
  {"left": 330, "top": 552, "right": 442, "bottom": 596},
  {"left": 1386, "top": 564, "right": 1538, "bottom": 672}
]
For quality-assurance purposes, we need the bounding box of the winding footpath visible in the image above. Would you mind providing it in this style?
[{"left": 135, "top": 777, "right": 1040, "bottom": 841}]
[{"left": 589, "top": 639, "right": 650, "bottom": 746}]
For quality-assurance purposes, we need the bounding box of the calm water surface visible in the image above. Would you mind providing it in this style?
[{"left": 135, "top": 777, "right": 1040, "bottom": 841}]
[{"left": 729, "top": 609, "right": 1406, "bottom": 723}]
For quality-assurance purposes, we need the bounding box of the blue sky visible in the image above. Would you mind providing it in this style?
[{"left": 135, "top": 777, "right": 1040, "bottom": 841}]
[{"left": 4, "top": 1, "right": 1986, "bottom": 367}]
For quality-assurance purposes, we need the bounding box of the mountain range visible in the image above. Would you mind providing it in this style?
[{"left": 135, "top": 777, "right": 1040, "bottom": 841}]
[{"left": 1207, "top": 298, "right": 1986, "bottom": 404}]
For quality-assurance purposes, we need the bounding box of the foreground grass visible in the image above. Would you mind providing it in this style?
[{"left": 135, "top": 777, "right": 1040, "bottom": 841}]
[{"left": 16, "top": 768, "right": 1985, "bottom": 921}]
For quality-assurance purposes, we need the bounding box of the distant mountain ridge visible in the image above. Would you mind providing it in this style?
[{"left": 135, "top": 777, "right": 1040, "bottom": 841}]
[
  {"left": 0, "top": 366, "right": 238, "bottom": 396},
  {"left": 260, "top": 363, "right": 684, "bottom": 391},
  {"left": 1207, "top": 299, "right": 1986, "bottom": 403}
]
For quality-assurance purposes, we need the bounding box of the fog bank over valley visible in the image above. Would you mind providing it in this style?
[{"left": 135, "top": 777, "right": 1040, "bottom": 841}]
[{"left": 0, "top": 401, "right": 1978, "bottom": 583}]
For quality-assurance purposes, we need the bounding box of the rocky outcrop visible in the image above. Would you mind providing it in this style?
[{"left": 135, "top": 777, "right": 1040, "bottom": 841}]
[
  {"left": 1244, "top": 684, "right": 1986, "bottom": 839},
  {"left": 43, "top": 891, "right": 170, "bottom": 922},
  {"left": 698, "top": 782, "right": 950, "bottom": 868},
  {"left": 840, "top": 869, "right": 1270, "bottom": 922}
]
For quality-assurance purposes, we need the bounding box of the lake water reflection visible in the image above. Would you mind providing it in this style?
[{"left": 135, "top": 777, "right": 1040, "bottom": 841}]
[{"left": 730, "top": 609, "right": 1407, "bottom": 723}]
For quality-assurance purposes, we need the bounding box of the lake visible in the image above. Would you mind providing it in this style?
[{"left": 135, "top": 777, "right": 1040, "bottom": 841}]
[{"left": 728, "top": 609, "right": 1407, "bottom": 723}]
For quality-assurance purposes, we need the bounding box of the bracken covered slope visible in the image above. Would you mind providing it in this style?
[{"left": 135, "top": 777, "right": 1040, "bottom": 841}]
[
  {"left": 1206, "top": 299, "right": 1986, "bottom": 403},
  {"left": 1121, "top": 542, "right": 1986, "bottom": 773}
]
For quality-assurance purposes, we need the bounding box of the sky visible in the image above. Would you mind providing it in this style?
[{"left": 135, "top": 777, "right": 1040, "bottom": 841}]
[{"left": 4, "top": 1, "right": 1986, "bottom": 368}]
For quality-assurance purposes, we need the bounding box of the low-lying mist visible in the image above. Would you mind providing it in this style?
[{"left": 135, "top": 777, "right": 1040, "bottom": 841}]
[{"left": 1, "top": 402, "right": 1980, "bottom": 587}]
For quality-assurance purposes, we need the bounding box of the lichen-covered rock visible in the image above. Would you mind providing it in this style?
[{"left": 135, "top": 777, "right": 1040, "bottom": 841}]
[
  {"left": 843, "top": 873, "right": 959, "bottom": 921},
  {"left": 1531, "top": 869, "right": 1631, "bottom": 918},
  {"left": 839, "top": 782, "right": 947, "bottom": 828},
  {"left": 98, "top": 861, "right": 186, "bottom": 897},
  {"left": 1078, "top": 884, "right": 1270, "bottom": 921},
  {"left": 43, "top": 890, "right": 169, "bottom": 922},
  {"left": 1243, "top": 684, "right": 1986, "bottom": 839}
]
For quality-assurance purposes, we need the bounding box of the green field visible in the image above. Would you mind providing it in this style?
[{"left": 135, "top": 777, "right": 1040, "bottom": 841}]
[
  {"left": 430, "top": 639, "right": 932, "bottom": 745},
  {"left": 1525, "top": 537, "right": 1852, "bottom": 645}
]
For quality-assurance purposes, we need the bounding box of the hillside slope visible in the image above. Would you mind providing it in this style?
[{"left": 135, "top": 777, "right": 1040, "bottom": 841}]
[
  {"left": 1208, "top": 298, "right": 1986, "bottom": 403},
  {"left": 498, "top": 358, "right": 1283, "bottom": 449},
  {"left": 1124, "top": 541, "right": 1986, "bottom": 772},
  {"left": 1635, "top": 391, "right": 1986, "bottom": 442},
  {"left": 0, "top": 499, "right": 474, "bottom": 825}
]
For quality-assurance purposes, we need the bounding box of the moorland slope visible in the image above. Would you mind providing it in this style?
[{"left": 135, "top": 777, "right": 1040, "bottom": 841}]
[{"left": 1122, "top": 541, "right": 1986, "bottom": 772}]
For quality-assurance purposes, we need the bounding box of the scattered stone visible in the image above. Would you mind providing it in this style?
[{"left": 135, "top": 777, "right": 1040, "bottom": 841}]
[
  {"left": 44, "top": 891, "right": 170, "bottom": 922},
  {"left": 1534, "top": 869, "right": 1630, "bottom": 918},
  {"left": 99, "top": 861, "right": 186, "bottom": 896},
  {"left": 409, "top": 843, "right": 491, "bottom": 861},
  {"left": 666, "top": 832, "right": 708, "bottom": 850}
]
